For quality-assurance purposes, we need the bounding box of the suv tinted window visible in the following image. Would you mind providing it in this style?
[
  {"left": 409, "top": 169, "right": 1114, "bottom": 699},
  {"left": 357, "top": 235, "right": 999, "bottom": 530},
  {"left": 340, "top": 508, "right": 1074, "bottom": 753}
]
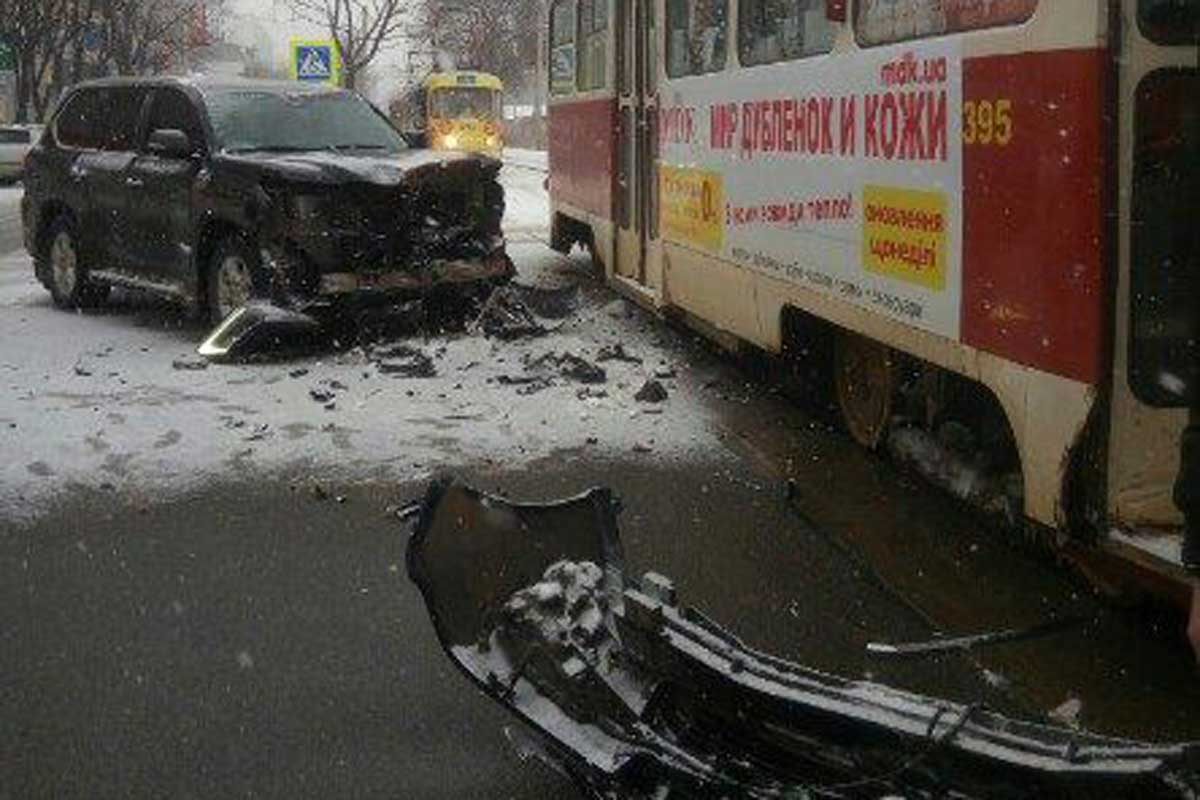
[
  {"left": 55, "top": 87, "right": 147, "bottom": 151},
  {"left": 56, "top": 90, "right": 104, "bottom": 149},
  {"left": 146, "top": 89, "right": 206, "bottom": 153},
  {"left": 0, "top": 129, "right": 31, "bottom": 144}
]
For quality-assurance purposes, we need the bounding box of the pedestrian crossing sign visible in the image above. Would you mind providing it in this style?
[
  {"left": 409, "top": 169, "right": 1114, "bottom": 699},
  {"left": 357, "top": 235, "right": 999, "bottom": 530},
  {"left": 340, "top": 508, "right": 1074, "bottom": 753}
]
[{"left": 289, "top": 39, "right": 341, "bottom": 86}]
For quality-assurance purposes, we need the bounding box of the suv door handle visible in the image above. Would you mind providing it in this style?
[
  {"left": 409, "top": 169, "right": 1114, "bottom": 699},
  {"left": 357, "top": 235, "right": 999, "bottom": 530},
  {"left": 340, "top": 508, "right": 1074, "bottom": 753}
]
[{"left": 124, "top": 177, "right": 144, "bottom": 188}]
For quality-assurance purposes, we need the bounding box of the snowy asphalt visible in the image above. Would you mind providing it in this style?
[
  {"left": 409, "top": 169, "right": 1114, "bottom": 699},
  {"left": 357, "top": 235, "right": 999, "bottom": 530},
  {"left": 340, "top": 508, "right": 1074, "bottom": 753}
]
[{"left": 2, "top": 161, "right": 1199, "bottom": 798}]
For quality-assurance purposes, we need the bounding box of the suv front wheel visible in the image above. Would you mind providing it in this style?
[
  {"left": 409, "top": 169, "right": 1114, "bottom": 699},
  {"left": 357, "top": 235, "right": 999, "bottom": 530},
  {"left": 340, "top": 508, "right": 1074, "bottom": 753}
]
[
  {"left": 45, "top": 216, "right": 109, "bottom": 309},
  {"left": 206, "top": 235, "right": 264, "bottom": 325}
]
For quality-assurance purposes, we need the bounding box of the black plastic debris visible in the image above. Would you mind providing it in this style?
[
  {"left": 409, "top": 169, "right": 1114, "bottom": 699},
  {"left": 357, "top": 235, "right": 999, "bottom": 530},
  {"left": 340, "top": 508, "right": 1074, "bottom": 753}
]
[
  {"left": 634, "top": 378, "right": 668, "bottom": 403},
  {"left": 373, "top": 344, "right": 437, "bottom": 378},
  {"left": 473, "top": 286, "right": 547, "bottom": 340},
  {"left": 243, "top": 424, "right": 271, "bottom": 442},
  {"left": 309, "top": 387, "right": 336, "bottom": 403},
  {"left": 407, "top": 479, "right": 1200, "bottom": 800},
  {"left": 596, "top": 343, "right": 643, "bottom": 364},
  {"left": 197, "top": 302, "right": 325, "bottom": 362},
  {"left": 497, "top": 374, "right": 554, "bottom": 396},
  {"left": 171, "top": 357, "right": 210, "bottom": 372},
  {"left": 525, "top": 351, "right": 606, "bottom": 385}
]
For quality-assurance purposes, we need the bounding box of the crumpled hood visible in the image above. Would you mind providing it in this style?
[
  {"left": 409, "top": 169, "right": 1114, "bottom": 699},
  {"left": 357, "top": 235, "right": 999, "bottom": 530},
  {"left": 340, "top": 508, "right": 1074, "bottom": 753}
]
[{"left": 217, "top": 147, "right": 500, "bottom": 187}]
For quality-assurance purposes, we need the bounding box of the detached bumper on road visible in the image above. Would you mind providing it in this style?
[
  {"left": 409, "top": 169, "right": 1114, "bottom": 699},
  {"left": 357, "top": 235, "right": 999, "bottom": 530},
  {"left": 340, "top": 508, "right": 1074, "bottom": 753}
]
[{"left": 408, "top": 478, "right": 1200, "bottom": 800}]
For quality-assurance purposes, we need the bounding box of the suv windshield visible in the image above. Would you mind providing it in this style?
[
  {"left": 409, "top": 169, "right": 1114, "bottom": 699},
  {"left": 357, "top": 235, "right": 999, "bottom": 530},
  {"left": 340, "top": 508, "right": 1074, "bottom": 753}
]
[{"left": 206, "top": 89, "right": 407, "bottom": 153}]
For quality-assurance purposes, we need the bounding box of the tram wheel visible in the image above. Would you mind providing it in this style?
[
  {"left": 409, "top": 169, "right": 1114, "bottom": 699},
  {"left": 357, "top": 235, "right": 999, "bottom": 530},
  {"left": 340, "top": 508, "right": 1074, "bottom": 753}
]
[{"left": 834, "top": 331, "right": 896, "bottom": 450}]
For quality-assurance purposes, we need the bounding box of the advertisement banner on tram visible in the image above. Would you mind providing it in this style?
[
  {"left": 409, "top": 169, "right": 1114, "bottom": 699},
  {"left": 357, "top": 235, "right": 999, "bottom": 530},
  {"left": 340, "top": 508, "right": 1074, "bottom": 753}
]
[{"left": 658, "top": 39, "right": 965, "bottom": 340}]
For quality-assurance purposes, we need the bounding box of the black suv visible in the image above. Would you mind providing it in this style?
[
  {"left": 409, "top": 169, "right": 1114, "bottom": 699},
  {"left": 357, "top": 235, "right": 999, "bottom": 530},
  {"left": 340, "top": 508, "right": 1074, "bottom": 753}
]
[{"left": 21, "top": 77, "right": 512, "bottom": 323}]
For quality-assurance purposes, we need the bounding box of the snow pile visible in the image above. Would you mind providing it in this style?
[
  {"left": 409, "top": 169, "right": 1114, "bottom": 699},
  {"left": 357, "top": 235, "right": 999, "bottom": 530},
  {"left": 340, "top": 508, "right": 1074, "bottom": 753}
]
[{"left": 500, "top": 560, "right": 609, "bottom": 659}]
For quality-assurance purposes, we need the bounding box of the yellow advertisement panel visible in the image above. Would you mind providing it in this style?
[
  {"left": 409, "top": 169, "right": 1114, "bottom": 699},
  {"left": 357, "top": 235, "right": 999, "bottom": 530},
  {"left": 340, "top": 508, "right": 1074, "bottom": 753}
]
[
  {"left": 862, "top": 185, "right": 947, "bottom": 291},
  {"left": 659, "top": 166, "right": 724, "bottom": 252},
  {"left": 289, "top": 38, "right": 342, "bottom": 87}
]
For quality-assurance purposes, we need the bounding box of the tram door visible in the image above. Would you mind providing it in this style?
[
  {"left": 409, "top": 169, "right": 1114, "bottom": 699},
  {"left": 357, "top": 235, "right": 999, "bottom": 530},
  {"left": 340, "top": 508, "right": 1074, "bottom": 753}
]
[
  {"left": 614, "top": 0, "right": 661, "bottom": 296},
  {"left": 1106, "top": 0, "right": 1198, "bottom": 530}
]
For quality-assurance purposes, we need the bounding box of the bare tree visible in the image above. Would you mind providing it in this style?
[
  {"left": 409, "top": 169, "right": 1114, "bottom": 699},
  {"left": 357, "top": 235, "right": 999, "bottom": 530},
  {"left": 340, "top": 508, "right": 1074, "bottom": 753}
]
[
  {"left": 0, "top": 0, "right": 229, "bottom": 121},
  {"left": 95, "top": 0, "right": 230, "bottom": 76},
  {"left": 288, "top": 0, "right": 410, "bottom": 90},
  {"left": 0, "top": 0, "right": 90, "bottom": 121},
  {"left": 408, "top": 0, "right": 542, "bottom": 96}
]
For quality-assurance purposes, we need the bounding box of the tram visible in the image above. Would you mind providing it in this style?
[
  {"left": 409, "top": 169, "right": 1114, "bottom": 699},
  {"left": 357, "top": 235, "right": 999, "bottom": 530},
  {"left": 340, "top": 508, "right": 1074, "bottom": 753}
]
[
  {"left": 424, "top": 70, "right": 505, "bottom": 156},
  {"left": 545, "top": 0, "right": 1198, "bottom": 593}
]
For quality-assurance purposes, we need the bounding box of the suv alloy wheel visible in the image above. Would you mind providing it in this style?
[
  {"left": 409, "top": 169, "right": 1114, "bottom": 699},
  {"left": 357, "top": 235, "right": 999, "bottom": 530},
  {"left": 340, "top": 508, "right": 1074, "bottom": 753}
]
[{"left": 45, "top": 216, "right": 108, "bottom": 309}]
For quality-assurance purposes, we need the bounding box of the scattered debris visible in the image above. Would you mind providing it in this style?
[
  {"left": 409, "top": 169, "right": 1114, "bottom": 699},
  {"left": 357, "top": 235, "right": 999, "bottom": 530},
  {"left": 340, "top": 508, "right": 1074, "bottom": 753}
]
[
  {"left": 472, "top": 286, "right": 547, "bottom": 340},
  {"left": 653, "top": 366, "right": 677, "bottom": 379},
  {"left": 559, "top": 354, "right": 605, "bottom": 384},
  {"left": 309, "top": 388, "right": 336, "bottom": 403},
  {"left": 576, "top": 387, "right": 608, "bottom": 400},
  {"left": 243, "top": 424, "right": 271, "bottom": 442},
  {"left": 634, "top": 379, "right": 668, "bottom": 403},
  {"left": 171, "top": 357, "right": 210, "bottom": 371},
  {"left": 373, "top": 344, "right": 437, "bottom": 378},
  {"left": 525, "top": 352, "right": 606, "bottom": 384},
  {"left": 596, "top": 343, "right": 643, "bottom": 364},
  {"left": 288, "top": 368, "right": 310, "bottom": 378},
  {"left": 497, "top": 374, "right": 554, "bottom": 396},
  {"left": 73, "top": 364, "right": 92, "bottom": 377}
]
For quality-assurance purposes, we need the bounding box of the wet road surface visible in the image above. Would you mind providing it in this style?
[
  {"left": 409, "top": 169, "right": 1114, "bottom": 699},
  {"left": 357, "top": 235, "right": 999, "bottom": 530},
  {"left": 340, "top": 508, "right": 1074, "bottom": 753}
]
[{"left": 2, "top": 163, "right": 1198, "bottom": 798}]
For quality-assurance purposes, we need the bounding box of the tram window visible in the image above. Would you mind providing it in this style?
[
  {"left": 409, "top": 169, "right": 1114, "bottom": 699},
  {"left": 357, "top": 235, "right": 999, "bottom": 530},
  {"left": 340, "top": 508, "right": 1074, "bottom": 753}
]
[
  {"left": 550, "top": 0, "right": 578, "bottom": 95},
  {"left": 1130, "top": 69, "right": 1199, "bottom": 407},
  {"left": 578, "top": 0, "right": 609, "bottom": 90},
  {"left": 1138, "top": 0, "right": 1199, "bottom": 44},
  {"left": 665, "top": 0, "right": 729, "bottom": 78},
  {"left": 738, "top": 0, "right": 836, "bottom": 66},
  {"left": 855, "top": 0, "right": 1036, "bottom": 46}
]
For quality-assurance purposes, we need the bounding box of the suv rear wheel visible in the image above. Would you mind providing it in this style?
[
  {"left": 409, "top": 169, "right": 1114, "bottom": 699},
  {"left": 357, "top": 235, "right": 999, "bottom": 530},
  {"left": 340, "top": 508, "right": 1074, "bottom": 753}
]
[
  {"left": 45, "top": 216, "right": 108, "bottom": 309},
  {"left": 206, "top": 235, "right": 263, "bottom": 325}
]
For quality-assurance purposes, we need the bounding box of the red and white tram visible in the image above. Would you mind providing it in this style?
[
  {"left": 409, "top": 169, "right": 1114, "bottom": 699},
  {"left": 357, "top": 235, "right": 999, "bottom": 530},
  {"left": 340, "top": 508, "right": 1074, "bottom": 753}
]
[{"left": 546, "top": 0, "right": 1198, "bottom": 594}]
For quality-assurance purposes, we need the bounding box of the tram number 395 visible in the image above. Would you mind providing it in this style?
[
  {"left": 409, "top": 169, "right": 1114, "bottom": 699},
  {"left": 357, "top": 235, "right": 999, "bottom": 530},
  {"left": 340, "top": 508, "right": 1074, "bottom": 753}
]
[{"left": 962, "top": 98, "right": 1013, "bottom": 146}]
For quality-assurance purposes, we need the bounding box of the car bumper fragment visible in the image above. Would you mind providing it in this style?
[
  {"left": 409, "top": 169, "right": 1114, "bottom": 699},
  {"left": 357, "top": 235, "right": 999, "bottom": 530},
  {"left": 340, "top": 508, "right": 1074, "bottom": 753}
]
[{"left": 407, "top": 478, "right": 1200, "bottom": 800}]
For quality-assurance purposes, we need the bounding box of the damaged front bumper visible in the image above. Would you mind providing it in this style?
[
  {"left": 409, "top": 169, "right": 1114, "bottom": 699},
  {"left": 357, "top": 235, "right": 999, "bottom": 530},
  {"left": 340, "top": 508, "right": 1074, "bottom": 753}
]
[
  {"left": 197, "top": 247, "right": 515, "bottom": 360},
  {"left": 406, "top": 478, "right": 1200, "bottom": 799},
  {"left": 315, "top": 248, "right": 515, "bottom": 295}
]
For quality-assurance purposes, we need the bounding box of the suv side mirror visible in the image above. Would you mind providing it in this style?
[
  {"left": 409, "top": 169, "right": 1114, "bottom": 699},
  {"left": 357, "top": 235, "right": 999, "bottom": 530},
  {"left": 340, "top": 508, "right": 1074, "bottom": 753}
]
[{"left": 148, "top": 128, "right": 194, "bottom": 159}]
